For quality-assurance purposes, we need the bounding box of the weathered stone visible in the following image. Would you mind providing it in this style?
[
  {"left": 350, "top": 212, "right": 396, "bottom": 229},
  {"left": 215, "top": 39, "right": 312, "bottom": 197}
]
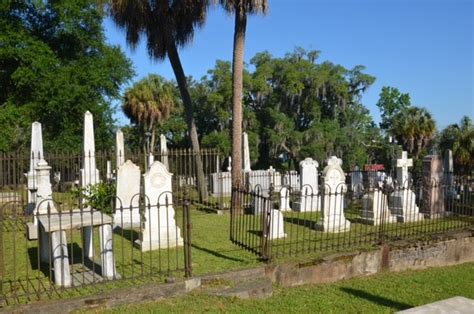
[
  {"left": 113, "top": 160, "right": 141, "bottom": 228},
  {"left": 360, "top": 188, "right": 397, "bottom": 225},
  {"left": 242, "top": 132, "right": 251, "bottom": 172},
  {"left": 315, "top": 156, "right": 350, "bottom": 232},
  {"left": 294, "top": 158, "right": 320, "bottom": 212},
  {"left": 279, "top": 187, "right": 291, "bottom": 211},
  {"left": 160, "top": 134, "right": 169, "bottom": 169},
  {"left": 268, "top": 209, "right": 286, "bottom": 240},
  {"left": 421, "top": 154, "right": 445, "bottom": 218},
  {"left": 397, "top": 296, "right": 474, "bottom": 314},
  {"left": 137, "top": 161, "right": 183, "bottom": 251},
  {"left": 116, "top": 129, "right": 125, "bottom": 168}
]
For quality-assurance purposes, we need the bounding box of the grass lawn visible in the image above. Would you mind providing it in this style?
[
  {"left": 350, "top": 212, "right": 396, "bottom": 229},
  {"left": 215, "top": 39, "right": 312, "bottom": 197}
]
[{"left": 101, "top": 262, "right": 474, "bottom": 313}]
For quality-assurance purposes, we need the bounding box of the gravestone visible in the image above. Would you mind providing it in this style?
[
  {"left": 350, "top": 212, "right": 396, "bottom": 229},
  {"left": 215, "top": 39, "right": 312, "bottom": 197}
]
[
  {"left": 27, "top": 122, "right": 44, "bottom": 214},
  {"left": 351, "top": 166, "right": 364, "bottom": 198},
  {"left": 35, "top": 159, "right": 71, "bottom": 286},
  {"left": 268, "top": 210, "right": 286, "bottom": 240},
  {"left": 315, "top": 156, "right": 351, "bottom": 232},
  {"left": 389, "top": 151, "right": 424, "bottom": 222},
  {"left": 106, "top": 160, "right": 113, "bottom": 181},
  {"left": 360, "top": 182, "right": 397, "bottom": 225},
  {"left": 136, "top": 161, "right": 183, "bottom": 251},
  {"left": 113, "top": 160, "right": 141, "bottom": 228},
  {"left": 279, "top": 187, "right": 291, "bottom": 211},
  {"left": 242, "top": 132, "right": 251, "bottom": 172},
  {"left": 249, "top": 185, "right": 266, "bottom": 215},
  {"left": 80, "top": 111, "right": 100, "bottom": 258},
  {"left": 160, "top": 134, "right": 169, "bottom": 169},
  {"left": 294, "top": 158, "right": 320, "bottom": 212},
  {"left": 444, "top": 149, "right": 457, "bottom": 199},
  {"left": 421, "top": 155, "right": 445, "bottom": 218},
  {"left": 116, "top": 129, "right": 125, "bottom": 168}
]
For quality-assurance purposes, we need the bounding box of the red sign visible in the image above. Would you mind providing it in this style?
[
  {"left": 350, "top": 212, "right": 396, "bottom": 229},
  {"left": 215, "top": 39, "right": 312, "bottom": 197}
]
[{"left": 364, "top": 164, "right": 385, "bottom": 171}]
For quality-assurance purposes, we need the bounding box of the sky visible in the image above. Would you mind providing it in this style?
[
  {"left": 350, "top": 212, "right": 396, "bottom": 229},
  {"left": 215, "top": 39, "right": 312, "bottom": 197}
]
[{"left": 104, "top": 0, "right": 473, "bottom": 130}]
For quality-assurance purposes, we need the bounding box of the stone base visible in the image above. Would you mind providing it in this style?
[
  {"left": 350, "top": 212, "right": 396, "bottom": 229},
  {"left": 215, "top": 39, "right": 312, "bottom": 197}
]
[
  {"left": 359, "top": 210, "right": 397, "bottom": 226},
  {"left": 136, "top": 230, "right": 184, "bottom": 252},
  {"left": 27, "top": 221, "right": 38, "bottom": 240},
  {"left": 314, "top": 219, "right": 351, "bottom": 233},
  {"left": 113, "top": 212, "right": 141, "bottom": 229},
  {"left": 394, "top": 211, "right": 425, "bottom": 223},
  {"left": 293, "top": 196, "right": 321, "bottom": 212}
]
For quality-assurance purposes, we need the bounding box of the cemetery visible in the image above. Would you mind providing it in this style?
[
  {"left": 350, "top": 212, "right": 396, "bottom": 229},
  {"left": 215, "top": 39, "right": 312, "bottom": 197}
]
[
  {"left": 1, "top": 1, "right": 473, "bottom": 312},
  {"left": 0, "top": 110, "right": 471, "bottom": 308}
]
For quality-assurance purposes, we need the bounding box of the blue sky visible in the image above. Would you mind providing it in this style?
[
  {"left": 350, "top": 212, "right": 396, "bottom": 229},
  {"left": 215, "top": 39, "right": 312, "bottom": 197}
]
[{"left": 104, "top": 0, "right": 473, "bottom": 129}]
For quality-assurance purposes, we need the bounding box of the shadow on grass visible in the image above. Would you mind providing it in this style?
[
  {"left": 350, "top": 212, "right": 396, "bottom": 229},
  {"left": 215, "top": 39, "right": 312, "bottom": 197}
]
[
  {"left": 340, "top": 287, "right": 413, "bottom": 310},
  {"left": 191, "top": 244, "right": 245, "bottom": 262},
  {"left": 284, "top": 217, "right": 316, "bottom": 229}
]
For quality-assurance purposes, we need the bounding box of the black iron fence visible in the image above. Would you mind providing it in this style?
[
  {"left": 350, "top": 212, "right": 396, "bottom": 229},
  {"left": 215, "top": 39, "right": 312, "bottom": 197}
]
[
  {"left": 230, "top": 172, "right": 474, "bottom": 261},
  {"left": 0, "top": 150, "right": 200, "bottom": 306}
]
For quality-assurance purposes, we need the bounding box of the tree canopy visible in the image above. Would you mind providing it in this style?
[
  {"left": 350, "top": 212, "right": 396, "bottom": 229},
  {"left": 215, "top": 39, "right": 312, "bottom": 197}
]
[{"left": 0, "top": 0, "right": 133, "bottom": 151}]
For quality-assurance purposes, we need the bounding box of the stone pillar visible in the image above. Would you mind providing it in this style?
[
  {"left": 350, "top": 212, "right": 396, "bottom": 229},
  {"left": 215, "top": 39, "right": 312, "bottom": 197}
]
[
  {"left": 51, "top": 230, "right": 71, "bottom": 287},
  {"left": 421, "top": 155, "right": 445, "bottom": 217},
  {"left": 27, "top": 122, "right": 44, "bottom": 212},
  {"left": 242, "top": 132, "right": 251, "bottom": 172},
  {"left": 160, "top": 134, "right": 169, "bottom": 169},
  {"left": 116, "top": 129, "right": 125, "bottom": 168},
  {"left": 99, "top": 224, "right": 116, "bottom": 279}
]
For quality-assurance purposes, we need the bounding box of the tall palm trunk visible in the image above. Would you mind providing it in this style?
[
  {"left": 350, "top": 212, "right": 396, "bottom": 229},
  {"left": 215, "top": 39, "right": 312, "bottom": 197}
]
[
  {"left": 167, "top": 38, "right": 208, "bottom": 201},
  {"left": 231, "top": 2, "right": 246, "bottom": 191}
]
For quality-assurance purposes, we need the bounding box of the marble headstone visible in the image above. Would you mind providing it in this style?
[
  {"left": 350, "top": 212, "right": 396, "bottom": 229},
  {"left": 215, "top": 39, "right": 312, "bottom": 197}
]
[
  {"left": 279, "top": 187, "right": 291, "bottom": 211},
  {"left": 268, "top": 210, "right": 287, "bottom": 240},
  {"left": 114, "top": 160, "right": 141, "bottom": 228},
  {"left": 360, "top": 183, "right": 396, "bottom": 225},
  {"left": 315, "top": 156, "right": 351, "bottom": 232},
  {"left": 294, "top": 158, "right": 320, "bottom": 212},
  {"left": 137, "top": 161, "right": 183, "bottom": 251}
]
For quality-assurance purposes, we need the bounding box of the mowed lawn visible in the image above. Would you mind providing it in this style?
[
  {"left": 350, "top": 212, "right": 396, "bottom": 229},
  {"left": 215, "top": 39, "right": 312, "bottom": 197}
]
[{"left": 101, "top": 262, "right": 474, "bottom": 313}]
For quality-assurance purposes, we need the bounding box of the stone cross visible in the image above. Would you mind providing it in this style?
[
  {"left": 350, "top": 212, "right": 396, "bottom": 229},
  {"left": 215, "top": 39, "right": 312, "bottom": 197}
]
[
  {"left": 116, "top": 129, "right": 125, "bottom": 168},
  {"left": 396, "top": 151, "right": 413, "bottom": 188},
  {"left": 242, "top": 132, "right": 251, "bottom": 172},
  {"left": 160, "top": 134, "right": 169, "bottom": 169}
]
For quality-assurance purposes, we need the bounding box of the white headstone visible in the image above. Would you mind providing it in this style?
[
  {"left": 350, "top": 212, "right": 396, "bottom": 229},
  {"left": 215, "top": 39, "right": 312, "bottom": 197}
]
[
  {"left": 279, "top": 187, "right": 291, "bottom": 211},
  {"left": 242, "top": 132, "right": 251, "bottom": 172},
  {"left": 389, "top": 151, "right": 424, "bottom": 222},
  {"left": 315, "top": 156, "right": 351, "bottom": 232},
  {"left": 360, "top": 185, "right": 396, "bottom": 225},
  {"left": 160, "top": 134, "right": 169, "bottom": 169},
  {"left": 113, "top": 160, "right": 141, "bottom": 228},
  {"left": 137, "top": 161, "right": 183, "bottom": 251},
  {"left": 27, "top": 122, "right": 44, "bottom": 210},
  {"left": 268, "top": 210, "right": 286, "bottom": 240},
  {"left": 294, "top": 158, "right": 320, "bottom": 212},
  {"left": 116, "top": 129, "right": 125, "bottom": 168},
  {"left": 211, "top": 171, "right": 232, "bottom": 197},
  {"left": 106, "top": 160, "right": 112, "bottom": 181}
]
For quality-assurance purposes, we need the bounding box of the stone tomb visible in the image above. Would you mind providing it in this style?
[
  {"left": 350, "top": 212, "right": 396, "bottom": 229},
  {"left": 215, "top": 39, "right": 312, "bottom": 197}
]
[
  {"left": 294, "top": 158, "right": 321, "bottom": 212},
  {"left": 421, "top": 154, "right": 445, "bottom": 218},
  {"left": 35, "top": 159, "right": 116, "bottom": 286},
  {"left": 136, "top": 161, "right": 183, "bottom": 251},
  {"left": 113, "top": 160, "right": 141, "bottom": 228},
  {"left": 389, "top": 151, "right": 424, "bottom": 222},
  {"left": 360, "top": 185, "right": 397, "bottom": 225},
  {"left": 315, "top": 156, "right": 351, "bottom": 233}
]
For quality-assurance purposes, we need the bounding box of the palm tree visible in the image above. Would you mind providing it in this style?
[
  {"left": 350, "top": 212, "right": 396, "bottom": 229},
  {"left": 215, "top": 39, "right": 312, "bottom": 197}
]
[
  {"left": 108, "top": 0, "right": 210, "bottom": 200},
  {"left": 392, "top": 107, "right": 436, "bottom": 157},
  {"left": 219, "top": 0, "right": 268, "bottom": 190},
  {"left": 440, "top": 116, "right": 474, "bottom": 173},
  {"left": 123, "top": 75, "right": 174, "bottom": 156}
]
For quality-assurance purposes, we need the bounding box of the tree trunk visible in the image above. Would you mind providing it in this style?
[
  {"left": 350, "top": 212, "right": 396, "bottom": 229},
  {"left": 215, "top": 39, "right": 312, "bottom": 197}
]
[
  {"left": 231, "top": 2, "right": 247, "bottom": 192},
  {"left": 167, "top": 39, "right": 208, "bottom": 202}
]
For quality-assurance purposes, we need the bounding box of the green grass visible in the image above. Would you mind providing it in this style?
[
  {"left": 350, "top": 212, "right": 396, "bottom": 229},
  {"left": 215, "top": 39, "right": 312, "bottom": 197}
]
[{"left": 101, "top": 262, "right": 474, "bottom": 313}]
